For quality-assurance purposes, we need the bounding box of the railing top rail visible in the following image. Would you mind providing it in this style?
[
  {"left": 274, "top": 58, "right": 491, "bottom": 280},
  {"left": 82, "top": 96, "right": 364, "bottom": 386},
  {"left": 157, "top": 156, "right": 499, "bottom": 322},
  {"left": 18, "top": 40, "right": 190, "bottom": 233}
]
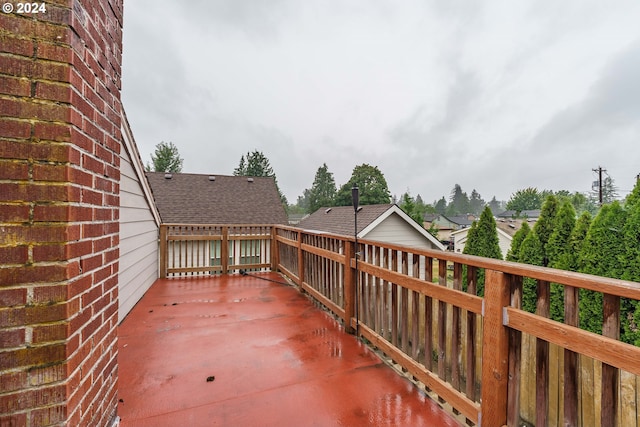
[
  {"left": 159, "top": 223, "right": 640, "bottom": 300},
  {"left": 162, "top": 223, "right": 276, "bottom": 228},
  {"left": 276, "top": 225, "right": 640, "bottom": 300}
]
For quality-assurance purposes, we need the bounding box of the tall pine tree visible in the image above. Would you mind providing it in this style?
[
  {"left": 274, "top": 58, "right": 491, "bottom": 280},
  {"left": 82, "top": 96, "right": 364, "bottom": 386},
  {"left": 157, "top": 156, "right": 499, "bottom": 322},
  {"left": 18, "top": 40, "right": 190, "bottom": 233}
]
[
  {"left": 307, "top": 163, "right": 337, "bottom": 213},
  {"left": 621, "top": 180, "right": 640, "bottom": 344},
  {"left": 506, "top": 222, "right": 530, "bottom": 262},
  {"left": 546, "top": 200, "right": 577, "bottom": 321},
  {"left": 554, "top": 211, "right": 591, "bottom": 272},
  {"left": 534, "top": 195, "right": 559, "bottom": 266},
  {"left": 518, "top": 232, "right": 544, "bottom": 314},
  {"left": 462, "top": 207, "right": 502, "bottom": 296},
  {"left": 579, "top": 202, "right": 627, "bottom": 335}
]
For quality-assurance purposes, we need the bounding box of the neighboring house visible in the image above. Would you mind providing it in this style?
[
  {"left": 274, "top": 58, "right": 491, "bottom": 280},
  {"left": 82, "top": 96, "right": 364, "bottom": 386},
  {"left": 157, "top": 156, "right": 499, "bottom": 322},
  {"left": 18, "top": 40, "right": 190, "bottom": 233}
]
[
  {"left": 451, "top": 226, "right": 513, "bottom": 260},
  {"left": 118, "top": 112, "right": 161, "bottom": 322},
  {"left": 423, "top": 214, "right": 474, "bottom": 242},
  {"left": 146, "top": 172, "right": 288, "bottom": 273},
  {"left": 298, "top": 204, "right": 445, "bottom": 251},
  {"left": 288, "top": 213, "right": 309, "bottom": 225},
  {"left": 497, "top": 209, "right": 541, "bottom": 220}
]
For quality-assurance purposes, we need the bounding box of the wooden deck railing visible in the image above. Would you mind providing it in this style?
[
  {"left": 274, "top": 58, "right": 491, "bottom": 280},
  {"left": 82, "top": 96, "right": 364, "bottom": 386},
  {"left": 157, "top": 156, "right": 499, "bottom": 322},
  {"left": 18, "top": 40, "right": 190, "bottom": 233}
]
[
  {"left": 160, "top": 223, "right": 640, "bottom": 426},
  {"left": 159, "top": 224, "right": 276, "bottom": 277}
]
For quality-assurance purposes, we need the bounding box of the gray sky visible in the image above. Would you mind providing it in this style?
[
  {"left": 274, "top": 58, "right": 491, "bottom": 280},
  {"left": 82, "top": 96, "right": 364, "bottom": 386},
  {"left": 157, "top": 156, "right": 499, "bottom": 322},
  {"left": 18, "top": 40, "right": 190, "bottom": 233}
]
[{"left": 121, "top": 1, "right": 640, "bottom": 205}]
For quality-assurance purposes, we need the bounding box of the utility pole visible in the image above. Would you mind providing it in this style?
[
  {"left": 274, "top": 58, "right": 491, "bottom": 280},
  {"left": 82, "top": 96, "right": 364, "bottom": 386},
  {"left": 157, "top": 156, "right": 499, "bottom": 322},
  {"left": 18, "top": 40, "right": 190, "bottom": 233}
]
[{"left": 593, "top": 166, "right": 606, "bottom": 206}]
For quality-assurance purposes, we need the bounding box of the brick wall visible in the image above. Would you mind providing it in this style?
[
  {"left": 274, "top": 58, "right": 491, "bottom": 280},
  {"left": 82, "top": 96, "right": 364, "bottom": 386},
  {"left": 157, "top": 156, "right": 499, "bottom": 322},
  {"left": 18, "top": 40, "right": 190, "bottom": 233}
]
[{"left": 1, "top": 1, "right": 123, "bottom": 425}]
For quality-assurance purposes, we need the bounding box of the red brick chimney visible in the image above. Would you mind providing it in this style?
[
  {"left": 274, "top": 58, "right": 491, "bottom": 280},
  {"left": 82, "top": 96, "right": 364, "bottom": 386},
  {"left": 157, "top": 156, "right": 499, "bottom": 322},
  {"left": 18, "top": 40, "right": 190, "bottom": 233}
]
[{"left": 1, "top": 1, "right": 123, "bottom": 425}]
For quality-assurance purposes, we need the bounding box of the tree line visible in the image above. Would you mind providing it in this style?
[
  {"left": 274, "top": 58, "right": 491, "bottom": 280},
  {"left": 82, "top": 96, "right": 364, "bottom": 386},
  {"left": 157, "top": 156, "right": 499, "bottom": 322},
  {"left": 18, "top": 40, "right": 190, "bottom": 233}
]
[
  {"left": 463, "top": 180, "right": 640, "bottom": 345},
  {"left": 146, "top": 142, "right": 618, "bottom": 221}
]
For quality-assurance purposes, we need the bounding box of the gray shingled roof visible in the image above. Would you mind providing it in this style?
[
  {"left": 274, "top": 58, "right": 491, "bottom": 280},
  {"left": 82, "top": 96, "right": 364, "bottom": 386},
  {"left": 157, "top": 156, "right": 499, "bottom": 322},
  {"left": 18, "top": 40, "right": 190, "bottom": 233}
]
[
  {"left": 145, "top": 172, "right": 288, "bottom": 225},
  {"left": 297, "top": 204, "right": 393, "bottom": 236}
]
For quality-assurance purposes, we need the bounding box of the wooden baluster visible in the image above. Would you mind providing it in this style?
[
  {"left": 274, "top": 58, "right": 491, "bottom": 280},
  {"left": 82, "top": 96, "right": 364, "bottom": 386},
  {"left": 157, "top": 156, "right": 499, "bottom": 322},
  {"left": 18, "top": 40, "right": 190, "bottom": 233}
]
[
  {"left": 391, "top": 250, "right": 399, "bottom": 347},
  {"left": 536, "top": 279, "right": 550, "bottom": 427},
  {"left": 465, "top": 266, "right": 477, "bottom": 403},
  {"left": 411, "top": 254, "right": 420, "bottom": 361},
  {"left": 451, "top": 262, "right": 462, "bottom": 391},
  {"left": 343, "top": 239, "right": 355, "bottom": 333},
  {"left": 221, "top": 226, "right": 229, "bottom": 274},
  {"left": 297, "top": 230, "right": 304, "bottom": 286},
  {"left": 507, "top": 274, "right": 522, "bottom": 427},
  {"left": 562, "top": 284, "right": 579, "bottom": 426},
  {"left": 438, "top": 259, "right": 447, "bottom": 382},
  {"left": 424, "top": 256, "right": 433, "bottom": 370},
  {"left": 374, "top": 246, "right": 381, "bottom": 334},
  {"left": 601, "top": 293, "right": 620, "bottom": 427},
  {"left": 159, "top": 225, "right": 167, "bottom": 278},
  {"left": 401, "top": 251, "right": 409, "bottom": 354}
]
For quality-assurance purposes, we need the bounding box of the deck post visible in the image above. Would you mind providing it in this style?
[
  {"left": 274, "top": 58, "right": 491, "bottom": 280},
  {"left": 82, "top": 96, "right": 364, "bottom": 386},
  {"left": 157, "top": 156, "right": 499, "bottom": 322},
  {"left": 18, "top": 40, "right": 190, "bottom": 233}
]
[
  {"left": 297, "top": 230, "right": 305, "bottom": 286},
  {"left": 344, "top": 239, "right": 356, "bottom": 334},
  {"left": 601, "top": 293, "right": 620, "bottom": 426},
  {"left": 480, "top": 269, "right": 510, "bottom": 427},
  {"left": 221, "top": 226, "right": 229, "bottom": 274},
  {"left": 159, "top": 224, "right": 167, "bottom": 278},
  {"left": 270, "top": 226, "right": 279, "bottom": 272}
]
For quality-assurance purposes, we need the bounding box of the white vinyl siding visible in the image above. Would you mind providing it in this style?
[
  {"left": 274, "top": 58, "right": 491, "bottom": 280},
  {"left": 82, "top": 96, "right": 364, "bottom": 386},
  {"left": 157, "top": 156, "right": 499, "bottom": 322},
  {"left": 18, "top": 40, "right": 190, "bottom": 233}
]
[
  {"left": 118, "top": 128, "right": 160, "bottom": 323},
  {"left": 364, "top": 213, "right": 438, "bottom": 250}
]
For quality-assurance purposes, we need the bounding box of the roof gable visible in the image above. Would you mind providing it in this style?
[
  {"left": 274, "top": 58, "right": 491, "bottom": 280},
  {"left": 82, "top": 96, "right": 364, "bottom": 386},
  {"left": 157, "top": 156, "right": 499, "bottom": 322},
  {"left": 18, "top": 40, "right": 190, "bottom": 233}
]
[
  {"left": 121, "top": 111, "right": 160, "bottom": 226},
  {"left": 145, "top": 172, "right": 288, "bottom": 225}
]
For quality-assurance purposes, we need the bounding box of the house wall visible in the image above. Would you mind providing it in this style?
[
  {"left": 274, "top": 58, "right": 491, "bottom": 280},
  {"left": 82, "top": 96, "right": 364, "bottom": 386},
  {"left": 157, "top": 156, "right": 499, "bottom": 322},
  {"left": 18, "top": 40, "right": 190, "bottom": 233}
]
[
  {"left": 118, "top": 133, "right": 158, "bottom": 322},
  {"left": 496, "top": 233, "right": 511, "bottom": 260},
  {"left": 364, "top": 213, "right": 438, "bottom": 250},
  {"left": 453, "top": 229, "right": 511, "bottom": 260},
  {"left": 0, "top": 2, "right": 123, "bottom": 425}
]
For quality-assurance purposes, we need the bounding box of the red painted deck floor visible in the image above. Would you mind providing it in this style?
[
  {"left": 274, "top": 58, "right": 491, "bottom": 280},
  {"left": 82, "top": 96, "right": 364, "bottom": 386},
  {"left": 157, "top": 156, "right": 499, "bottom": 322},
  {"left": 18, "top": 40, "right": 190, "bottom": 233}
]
[{"left": 117, "top": 273, "right": 461, "bottom": 427}]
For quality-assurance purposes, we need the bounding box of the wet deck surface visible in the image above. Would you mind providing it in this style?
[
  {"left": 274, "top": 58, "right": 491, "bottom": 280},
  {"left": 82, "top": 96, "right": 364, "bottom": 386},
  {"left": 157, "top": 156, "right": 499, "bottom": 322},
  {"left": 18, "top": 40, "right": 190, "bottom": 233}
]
[{"left": 117, "top": 273, "right": 461, "bottom": 427}]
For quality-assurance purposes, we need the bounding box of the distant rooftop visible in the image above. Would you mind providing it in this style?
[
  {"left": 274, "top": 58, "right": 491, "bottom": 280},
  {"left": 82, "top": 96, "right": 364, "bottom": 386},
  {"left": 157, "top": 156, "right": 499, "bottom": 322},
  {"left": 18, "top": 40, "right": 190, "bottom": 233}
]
[{"left": 298, "top": 204, "right": 393, "bottom": 236}]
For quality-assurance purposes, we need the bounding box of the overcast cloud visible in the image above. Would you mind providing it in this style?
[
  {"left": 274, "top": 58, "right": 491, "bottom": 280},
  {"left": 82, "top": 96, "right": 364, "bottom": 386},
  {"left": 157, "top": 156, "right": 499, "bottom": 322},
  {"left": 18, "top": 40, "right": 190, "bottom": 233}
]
[{"left": 121, "top": 1, "right": 640, "bottom": 205}]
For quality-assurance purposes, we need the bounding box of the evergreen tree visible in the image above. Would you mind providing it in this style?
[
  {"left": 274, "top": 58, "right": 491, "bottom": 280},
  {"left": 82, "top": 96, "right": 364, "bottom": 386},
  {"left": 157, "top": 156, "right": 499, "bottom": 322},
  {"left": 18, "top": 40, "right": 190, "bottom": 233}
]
[
  {"left": 234, "top": 150, "right": 288, "bottom": 205},
  {"left": 626, "top": 178, "right": 640, "bottom": 207},
  {"left": 398, "top": 192, "right": 424, "bottom": 225},
  {"left": 547, "top": 201, "right": 576, "bottom": 267},
  {"left": 590, "top": 175, "right": 619, "bottom": 205},
  {"left": 334, "top": 164, "right": 391, "bottom": 206},
  {"left": 570, "top": 191, "right": 597, "bottom": 216},
  {"left": 518, "top": 232, "right": 544, "bottom": 314},
  {"left": 448, "top": 184, "right": 470, "bottom": 216},
  {"left": 469, "top": 189, "right": 485, "bottom": 216},
  {"left": 147, "top": 141, "right": 183, "bottom": 173},
  {"left": 621, "top": 180, "right": 640, "bottom": 344},
  {"left": 545, "top": 200, "right": 577, "bottom": 321},
  {"left": 413, "top": 194, "right": 431, "bottom": 221},
  {"left": 307, "top": 163, "right": 337, "bottom": 213},
  {"left": 295, "top": 189, "right": 311, "bottom": 213},
  {"left": 579, "top": 202, "right": 627, "bottom": 335},
  {"left": 506, "top": 221, "right": 530, "bottom": 262},
  {"left": 554, "top": 211, "right": 591, "bottom": 272},
  {"left": 488, "top": 196, "right": 502, "bottom": 215},
  {"left": 462, "top": 206, "right": 502, "bottom": 296},
  {"left": 434, "top": 197, "right": 447, "bottom": 215},
  {"left": 234, "top": 150, "right": 274, "bottom": 176},
  {"left": 533, "top": 195, "right": 559, "bottom": 266}
]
